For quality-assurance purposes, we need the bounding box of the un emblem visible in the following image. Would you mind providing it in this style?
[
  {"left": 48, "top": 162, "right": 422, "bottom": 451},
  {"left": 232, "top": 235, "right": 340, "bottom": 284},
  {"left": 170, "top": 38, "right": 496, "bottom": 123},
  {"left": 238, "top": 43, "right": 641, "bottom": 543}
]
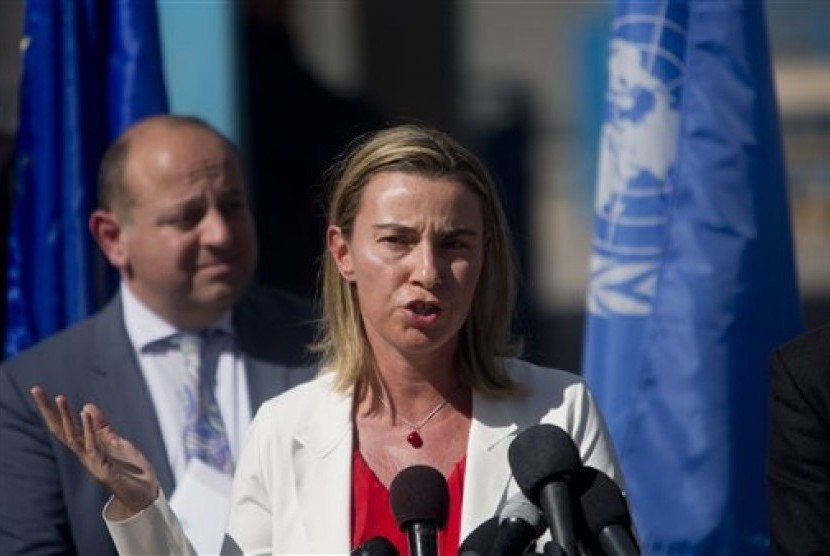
[{"left": 588, "top": 9, "right": 687, "bottom": 317}]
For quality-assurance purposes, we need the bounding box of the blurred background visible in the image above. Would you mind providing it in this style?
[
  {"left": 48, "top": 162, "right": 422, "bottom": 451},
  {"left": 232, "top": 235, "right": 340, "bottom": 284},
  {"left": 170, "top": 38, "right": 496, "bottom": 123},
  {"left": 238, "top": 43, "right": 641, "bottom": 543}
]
[{"left": 0, "top": 0, "right": 827, "bottom": 371}]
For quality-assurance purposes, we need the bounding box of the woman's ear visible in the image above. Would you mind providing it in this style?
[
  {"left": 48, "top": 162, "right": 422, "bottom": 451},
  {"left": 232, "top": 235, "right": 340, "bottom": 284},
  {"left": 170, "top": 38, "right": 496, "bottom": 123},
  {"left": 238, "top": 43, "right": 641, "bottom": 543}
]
[{"left": 327, "top": 225, "right": 356, "bottom": 282}]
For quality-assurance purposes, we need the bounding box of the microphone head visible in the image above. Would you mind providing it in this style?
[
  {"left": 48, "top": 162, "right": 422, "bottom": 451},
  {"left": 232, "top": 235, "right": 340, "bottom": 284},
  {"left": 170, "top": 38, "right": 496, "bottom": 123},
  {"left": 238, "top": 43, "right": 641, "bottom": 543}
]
[
  {"left": 351, "top": 536, "right": 399, "bottom": 556},
  {"left": 389, "top": 465, "right": 449, "bottom": 530},
  {"left": 457, "top": 516, "right": 499, "bottom": 556},
  {"left": 500, "top": 492, "right": 546, "bottom": 536},
  {"left": 572, "top": 466, "right": 632, "bottom": 536},
  {"left": 508, "top": 424, "right": 582, "bottom": 504}
]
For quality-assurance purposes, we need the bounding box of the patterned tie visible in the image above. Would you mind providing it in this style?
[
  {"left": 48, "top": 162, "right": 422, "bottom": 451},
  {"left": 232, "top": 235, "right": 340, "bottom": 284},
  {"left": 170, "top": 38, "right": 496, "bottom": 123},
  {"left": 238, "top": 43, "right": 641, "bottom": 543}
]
[{"left": 178, "top": 331, "right": 234, "bottom": 475}]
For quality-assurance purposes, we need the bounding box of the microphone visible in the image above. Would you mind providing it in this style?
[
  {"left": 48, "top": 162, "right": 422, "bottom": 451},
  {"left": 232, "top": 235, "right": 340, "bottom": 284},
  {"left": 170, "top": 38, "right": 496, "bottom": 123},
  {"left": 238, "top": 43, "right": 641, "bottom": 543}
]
[
  {"left": 219, "top": 534, "right": 271, "bottom": 556},
  {"left": 488, "top": 492, "right": 545, "bottom": 556},
  {"left": 508, "top": 424, "right": 582, "bottom": 556},
  {"left": 219, "top": 534, "right": 243, "bottom": 556},
  {"left": 389, "top": 465, "right": 449, "bottom": 556},
  {"left": 458, "top": 517, "right": 499, "bottom": 556},
  {"left": 572, "top": 467, "right": 639, "bottom": 556},
  {"left": 352, "top": 536, "right": 400, "bottom": 556}
]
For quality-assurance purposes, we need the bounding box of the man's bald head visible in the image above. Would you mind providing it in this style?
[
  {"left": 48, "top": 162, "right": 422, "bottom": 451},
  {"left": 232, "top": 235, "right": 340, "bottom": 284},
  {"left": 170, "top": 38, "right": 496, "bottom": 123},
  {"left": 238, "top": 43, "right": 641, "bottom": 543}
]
[
  {"left": 97, "top": 115, "right": 240, "bottom": 221},
  {"left": 89, "top": 113, "right": 258, "bottom": 329}
]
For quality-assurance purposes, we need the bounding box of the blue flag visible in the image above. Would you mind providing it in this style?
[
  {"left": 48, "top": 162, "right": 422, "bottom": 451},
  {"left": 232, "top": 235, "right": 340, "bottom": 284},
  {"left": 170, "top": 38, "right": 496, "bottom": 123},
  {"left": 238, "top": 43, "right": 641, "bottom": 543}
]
[
  {"left": 4, "top": 0, "right": 168, "bottom": 357},
  {"left": 583, "top": 0, "right": 802, "bottom": 553}
]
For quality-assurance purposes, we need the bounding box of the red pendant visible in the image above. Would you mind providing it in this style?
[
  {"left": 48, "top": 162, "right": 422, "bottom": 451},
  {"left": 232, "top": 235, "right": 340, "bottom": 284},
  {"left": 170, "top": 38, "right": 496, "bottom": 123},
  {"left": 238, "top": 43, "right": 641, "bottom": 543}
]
[{"left": 406, "top": 431, "right": 424, "bottom": 448}]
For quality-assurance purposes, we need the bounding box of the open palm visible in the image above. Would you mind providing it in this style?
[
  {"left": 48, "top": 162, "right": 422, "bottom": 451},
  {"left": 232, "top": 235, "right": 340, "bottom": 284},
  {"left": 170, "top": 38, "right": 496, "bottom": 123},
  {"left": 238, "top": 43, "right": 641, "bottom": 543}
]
[{"left": 30, "top": 386, "right": 159, "bottom": 519}]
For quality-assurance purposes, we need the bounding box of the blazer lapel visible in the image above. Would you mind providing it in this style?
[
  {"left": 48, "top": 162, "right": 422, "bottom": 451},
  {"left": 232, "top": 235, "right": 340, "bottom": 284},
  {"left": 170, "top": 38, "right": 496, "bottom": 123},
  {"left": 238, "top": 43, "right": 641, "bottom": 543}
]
[
  {"left": 292, "top": 383, "right": 354, "bottom": 554},
  {"left": 460, "top": 390, "right": 519, "bottom": 541},
  {"left": 89, "top": 297, "right": 177, "bottom": 496}
]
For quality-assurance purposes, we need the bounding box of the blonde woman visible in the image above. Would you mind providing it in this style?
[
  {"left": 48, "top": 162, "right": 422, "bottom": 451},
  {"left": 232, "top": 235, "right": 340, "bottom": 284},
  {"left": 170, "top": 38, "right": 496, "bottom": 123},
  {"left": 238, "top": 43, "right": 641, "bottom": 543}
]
[{"left": 34, "top": 124, "right": 623, "bottom": 554}]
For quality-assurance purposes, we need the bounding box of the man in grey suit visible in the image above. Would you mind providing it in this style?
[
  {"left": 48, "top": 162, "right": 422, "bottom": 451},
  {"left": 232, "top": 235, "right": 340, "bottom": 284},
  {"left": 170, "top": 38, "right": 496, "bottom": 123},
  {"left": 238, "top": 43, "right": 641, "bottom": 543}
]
[{"left": 0, "top": 115, "right": 316, "bottom": 555}]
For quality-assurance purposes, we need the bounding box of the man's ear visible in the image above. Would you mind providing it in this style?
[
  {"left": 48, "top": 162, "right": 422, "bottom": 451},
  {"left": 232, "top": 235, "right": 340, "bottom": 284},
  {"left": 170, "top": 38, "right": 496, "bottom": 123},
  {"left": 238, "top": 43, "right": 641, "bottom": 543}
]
[
  {"left": 327, "top": 225, "right": 355, "bottom": 282},
  {"left": 89, "top": 209, "right": 128, "bottom": 270}
]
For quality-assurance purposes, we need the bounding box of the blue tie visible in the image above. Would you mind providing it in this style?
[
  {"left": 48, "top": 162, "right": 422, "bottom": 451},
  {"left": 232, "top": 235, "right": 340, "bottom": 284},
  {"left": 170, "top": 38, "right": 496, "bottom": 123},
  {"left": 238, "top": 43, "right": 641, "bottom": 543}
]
[{"left": 178, "top": 331, "right": 234, "bottom": 475}]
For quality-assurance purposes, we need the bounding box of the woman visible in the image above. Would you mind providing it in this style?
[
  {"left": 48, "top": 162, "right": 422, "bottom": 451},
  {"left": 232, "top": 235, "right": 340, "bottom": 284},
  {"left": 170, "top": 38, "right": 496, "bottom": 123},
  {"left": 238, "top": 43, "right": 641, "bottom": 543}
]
[{"left": 33, "top": 124, "right": 623, "bottom": 554}]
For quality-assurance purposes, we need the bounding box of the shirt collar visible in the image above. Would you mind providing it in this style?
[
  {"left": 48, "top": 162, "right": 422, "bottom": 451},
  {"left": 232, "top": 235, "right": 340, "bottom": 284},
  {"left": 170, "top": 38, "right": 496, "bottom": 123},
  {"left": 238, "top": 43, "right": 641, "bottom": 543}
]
[{"left": 120, "top": 284, "right": 233, "bottom": 352}]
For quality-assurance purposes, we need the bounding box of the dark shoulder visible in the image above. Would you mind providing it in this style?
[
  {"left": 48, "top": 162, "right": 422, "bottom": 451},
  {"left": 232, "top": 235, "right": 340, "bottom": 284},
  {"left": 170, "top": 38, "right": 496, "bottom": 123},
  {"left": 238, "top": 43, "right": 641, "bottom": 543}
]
[
  {"left": 235, "top": 284, "right": 317, "bottom": 326},
  {"left": 233, "top": 284, "right": 318, "bottom": 365},
  {"left": 773, "top": 322, "right": 830, "bottom": 374}
]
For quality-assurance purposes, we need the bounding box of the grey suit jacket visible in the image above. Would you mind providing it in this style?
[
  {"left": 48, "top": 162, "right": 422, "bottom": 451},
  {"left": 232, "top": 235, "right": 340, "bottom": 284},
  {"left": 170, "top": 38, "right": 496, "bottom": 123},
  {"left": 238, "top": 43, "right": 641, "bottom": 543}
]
[{"left": 0, "top": 285, "right": 317, "bottom": 556}]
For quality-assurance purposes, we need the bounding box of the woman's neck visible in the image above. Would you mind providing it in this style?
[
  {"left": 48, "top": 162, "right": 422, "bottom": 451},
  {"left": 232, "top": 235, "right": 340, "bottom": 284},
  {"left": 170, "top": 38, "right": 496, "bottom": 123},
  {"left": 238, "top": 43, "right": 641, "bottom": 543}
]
[{"left": 371, "top": 350, "right": 462, "bottom": 413}]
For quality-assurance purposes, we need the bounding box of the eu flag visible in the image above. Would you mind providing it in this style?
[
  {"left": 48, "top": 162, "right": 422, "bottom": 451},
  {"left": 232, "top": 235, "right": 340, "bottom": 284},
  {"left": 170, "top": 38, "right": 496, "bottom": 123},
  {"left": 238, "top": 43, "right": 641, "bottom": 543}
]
[
  {"left": 583, "top": 0, "right": 802, "bottom": 552},
  {"left": 4, "top": 0, "right": 168, "bottom": 357}
]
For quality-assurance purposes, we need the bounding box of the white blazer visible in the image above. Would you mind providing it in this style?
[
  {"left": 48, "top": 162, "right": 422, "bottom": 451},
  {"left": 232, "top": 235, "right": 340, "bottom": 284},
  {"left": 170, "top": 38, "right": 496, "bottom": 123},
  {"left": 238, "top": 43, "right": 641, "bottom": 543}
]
[{"left": 108, "top": 358, "right": 623, "bottom": 555}]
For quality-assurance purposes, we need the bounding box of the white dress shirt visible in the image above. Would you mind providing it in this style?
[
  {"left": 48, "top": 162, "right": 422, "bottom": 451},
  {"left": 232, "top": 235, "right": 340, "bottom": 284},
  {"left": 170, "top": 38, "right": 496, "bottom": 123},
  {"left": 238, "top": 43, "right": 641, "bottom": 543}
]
[{"left": 120, "top": 285, "right": 252, "bottom": 482}]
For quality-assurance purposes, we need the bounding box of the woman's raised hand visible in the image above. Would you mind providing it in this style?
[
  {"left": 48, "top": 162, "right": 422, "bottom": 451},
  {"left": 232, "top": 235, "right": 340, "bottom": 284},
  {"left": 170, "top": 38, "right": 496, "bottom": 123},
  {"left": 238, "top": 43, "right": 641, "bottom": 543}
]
[{"left": 30, "top": 386, "right": 159, "bottom": 520}]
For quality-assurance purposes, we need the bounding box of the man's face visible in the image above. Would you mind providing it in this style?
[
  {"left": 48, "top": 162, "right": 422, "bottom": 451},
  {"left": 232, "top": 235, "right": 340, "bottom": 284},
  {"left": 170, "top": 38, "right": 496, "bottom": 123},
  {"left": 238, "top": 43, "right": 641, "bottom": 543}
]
[{"left": 105, "top": 124, "right": 257, "bottom": 329}]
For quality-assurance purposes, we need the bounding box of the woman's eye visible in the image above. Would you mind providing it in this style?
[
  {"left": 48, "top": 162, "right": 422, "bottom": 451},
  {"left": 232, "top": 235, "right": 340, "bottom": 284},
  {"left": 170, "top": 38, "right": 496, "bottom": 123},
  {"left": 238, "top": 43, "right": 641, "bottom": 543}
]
[
  {"left": 220, "top": 200, "right": 244, "bottom": 216},
  {"left": 442, "top": 237, "right": 469, "bottom": 250}
]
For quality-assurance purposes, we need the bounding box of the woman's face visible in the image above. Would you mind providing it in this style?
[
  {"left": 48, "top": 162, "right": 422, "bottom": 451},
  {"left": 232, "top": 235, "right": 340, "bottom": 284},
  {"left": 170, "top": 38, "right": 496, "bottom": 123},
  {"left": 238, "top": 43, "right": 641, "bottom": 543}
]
[{"left": 328, "top": 171, "right": 484, "bottom": 364}]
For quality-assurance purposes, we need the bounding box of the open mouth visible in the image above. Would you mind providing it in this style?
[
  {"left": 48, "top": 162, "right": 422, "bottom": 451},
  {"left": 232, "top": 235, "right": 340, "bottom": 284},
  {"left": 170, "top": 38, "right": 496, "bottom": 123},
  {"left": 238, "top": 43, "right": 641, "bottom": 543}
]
[{"left": 407, "top": 300, "right": 441, "bottom": 316}]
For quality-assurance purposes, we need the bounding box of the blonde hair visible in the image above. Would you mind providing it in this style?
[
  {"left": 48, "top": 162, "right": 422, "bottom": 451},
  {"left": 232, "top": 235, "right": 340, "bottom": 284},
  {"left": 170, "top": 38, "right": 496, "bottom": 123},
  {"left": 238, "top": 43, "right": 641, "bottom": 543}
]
[{"left": 315, "top": 124, "right": 523, "bottom": 398}]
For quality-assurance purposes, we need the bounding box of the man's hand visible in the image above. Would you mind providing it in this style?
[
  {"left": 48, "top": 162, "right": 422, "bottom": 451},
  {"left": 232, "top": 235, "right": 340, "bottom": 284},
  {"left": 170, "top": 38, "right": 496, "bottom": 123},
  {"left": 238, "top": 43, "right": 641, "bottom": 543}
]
[{"left": 30, "top": 386, "right": 160, "bottom": 520}]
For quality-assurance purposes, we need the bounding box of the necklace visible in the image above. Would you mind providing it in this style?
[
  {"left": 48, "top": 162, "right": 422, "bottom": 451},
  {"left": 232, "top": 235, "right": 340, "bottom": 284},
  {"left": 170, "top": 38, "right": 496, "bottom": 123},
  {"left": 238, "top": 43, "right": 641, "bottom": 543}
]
[{"left": 379, "top": 392, "right": 453, "bottom": 449}]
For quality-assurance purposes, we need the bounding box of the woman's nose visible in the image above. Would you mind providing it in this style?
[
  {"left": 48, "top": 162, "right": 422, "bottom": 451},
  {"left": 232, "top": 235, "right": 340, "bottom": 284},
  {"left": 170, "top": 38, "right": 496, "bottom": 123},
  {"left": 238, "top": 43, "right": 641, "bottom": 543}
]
[{"left": 411, "top": 243, "right": 441, "bottom": 289}]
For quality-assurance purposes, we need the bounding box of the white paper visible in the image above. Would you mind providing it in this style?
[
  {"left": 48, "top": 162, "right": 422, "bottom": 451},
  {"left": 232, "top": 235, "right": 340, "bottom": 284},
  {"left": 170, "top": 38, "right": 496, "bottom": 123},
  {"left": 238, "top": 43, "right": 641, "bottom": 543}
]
[{"left": 170, "top": 459, "right": 233, "bottom": 555}]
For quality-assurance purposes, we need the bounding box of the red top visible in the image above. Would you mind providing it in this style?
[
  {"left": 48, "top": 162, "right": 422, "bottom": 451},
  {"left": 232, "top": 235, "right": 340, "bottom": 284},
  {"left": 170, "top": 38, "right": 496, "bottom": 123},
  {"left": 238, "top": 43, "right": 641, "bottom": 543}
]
[{"left": 351, "top": 448, "right": 466, "bottom": 555}]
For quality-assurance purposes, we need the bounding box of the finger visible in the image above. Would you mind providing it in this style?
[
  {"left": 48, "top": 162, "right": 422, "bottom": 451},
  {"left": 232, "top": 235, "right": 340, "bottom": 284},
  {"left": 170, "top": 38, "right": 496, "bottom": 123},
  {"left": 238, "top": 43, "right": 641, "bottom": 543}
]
[
  {"left": 81, "top": 405, "right": 111, "bottom": 461},
  {"left": 82, "top": 403, "right": 111, "bottom": 431},
  {"left": 83, "top": 404, "right": 126, "bottom": 462},
  {"left": 30, "top": 385, "right": 49, "bottom": 408},
  {"left": 30, "top": 386, "right": 63, "bottom": 436},
  {"left": 79, "top": 410, "right": 110, "bottom": 481},
  {"left": 55, "top": 395, "right": 81, "bottom": 449},
  {"left": 81, "top": 409, "right": 98, "bottom": 454}
]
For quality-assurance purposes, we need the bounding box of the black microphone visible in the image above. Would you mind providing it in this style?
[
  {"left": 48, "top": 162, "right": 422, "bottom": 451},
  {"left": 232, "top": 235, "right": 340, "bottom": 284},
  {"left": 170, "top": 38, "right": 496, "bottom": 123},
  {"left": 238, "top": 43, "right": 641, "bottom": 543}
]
[
  {"left": 219, "top": 534, "right": 271, "bottom": 556},
  {"left": 219, "top": 534, "right": 244, "bottom": 556},
  {"left": 352, "top": 536, "right": 400, "bottom": 556},
  {"left": 389, "top": 465, "right": 449, "bottom": 556},
  {"left": 488, "top": 492, "right": 546, "bottom": 556},
  {"left": 458, "top": 517, "right": 499, "bottom": 556},
  {"left": 508, "top": 424, "right": 582, "bottom": 556},
  {"left": 572, "top": 467, "right": 639, "bottom": 556}
]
